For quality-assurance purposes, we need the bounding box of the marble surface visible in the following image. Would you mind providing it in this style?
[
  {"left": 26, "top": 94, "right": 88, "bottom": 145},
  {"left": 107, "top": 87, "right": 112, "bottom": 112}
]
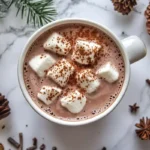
[{"left": 0, "top": 0, "right": 150, "bottom": 149}]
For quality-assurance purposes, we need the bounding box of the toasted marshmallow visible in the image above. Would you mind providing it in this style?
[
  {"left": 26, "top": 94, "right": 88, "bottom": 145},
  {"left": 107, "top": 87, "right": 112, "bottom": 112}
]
[
  {"left": 72, "top": 39, "right": 101, "bottom": 65},
  {"left": 60, "top": 90, "right": 86, "bottom": 113},
  {"left": 47, "top": 59, "right": 75, "bottom": 87},
  {"left": 43, "top": 32, "right": 71, "bottom": 55},
  {"left": 76, "top": 69, "right": 100, "bottom": 93},
  {"left": 97, "top": 62, "right": 119, "bottom": 83},
  {"left": 37, "top": 86, "right": 62, "bottom": 105},
  {"left": 29, "top": 54, "right": 56, "bottom": 77}
]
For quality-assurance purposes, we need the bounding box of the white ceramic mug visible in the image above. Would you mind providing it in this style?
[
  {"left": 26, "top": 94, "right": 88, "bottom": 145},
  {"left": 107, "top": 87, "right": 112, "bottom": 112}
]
[{"left": 18, "top": 18, "right": 147, "bottom": 126}]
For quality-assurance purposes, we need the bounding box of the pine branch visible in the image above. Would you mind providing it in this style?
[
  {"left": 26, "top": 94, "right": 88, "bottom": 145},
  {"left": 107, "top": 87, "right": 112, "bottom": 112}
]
[
  {"left": 0, "top": 0, "right": 14, "bottom": 18},
  {"left": 1, "top": 0, "right": 8, "bottom": 6},
  {"left": 13, "top": 0, "right": 57, "bottom": 27}
]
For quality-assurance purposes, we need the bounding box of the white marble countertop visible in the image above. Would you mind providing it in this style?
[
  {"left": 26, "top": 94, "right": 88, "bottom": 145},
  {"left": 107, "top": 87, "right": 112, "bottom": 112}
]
[{"left": 0, "top": 0, "right": 150, "bottom": 150}]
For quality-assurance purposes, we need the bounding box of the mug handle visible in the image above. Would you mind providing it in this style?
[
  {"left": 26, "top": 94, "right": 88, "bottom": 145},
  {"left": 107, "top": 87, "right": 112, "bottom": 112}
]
[{"left": 121, "top": 36, "right": 147, "bottom": 64}]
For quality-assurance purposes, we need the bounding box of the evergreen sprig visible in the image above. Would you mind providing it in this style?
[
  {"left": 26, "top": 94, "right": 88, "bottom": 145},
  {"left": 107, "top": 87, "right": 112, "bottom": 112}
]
[
  {"left": 0, "top": 0, "right": 12, "bottom": 18},
  {"left": 0, "top": 0, "right": 57, "bottom": 27}
]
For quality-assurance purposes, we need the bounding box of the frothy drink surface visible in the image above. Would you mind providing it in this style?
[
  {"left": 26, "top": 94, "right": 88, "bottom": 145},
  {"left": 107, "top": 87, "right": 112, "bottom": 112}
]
[{"left": 23, "top": 24, "right": 125, "bottom": 121}]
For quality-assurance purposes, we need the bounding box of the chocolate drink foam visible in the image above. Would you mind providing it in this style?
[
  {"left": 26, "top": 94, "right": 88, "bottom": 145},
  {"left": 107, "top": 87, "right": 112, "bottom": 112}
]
[{"left": 23, "top": 24, "right": 125, "bottom": 122}]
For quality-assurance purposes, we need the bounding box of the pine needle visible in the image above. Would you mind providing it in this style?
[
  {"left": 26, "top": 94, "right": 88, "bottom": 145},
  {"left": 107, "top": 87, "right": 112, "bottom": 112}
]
[{"left": 13, "top": 0, "right": 57, "bottom": 27}]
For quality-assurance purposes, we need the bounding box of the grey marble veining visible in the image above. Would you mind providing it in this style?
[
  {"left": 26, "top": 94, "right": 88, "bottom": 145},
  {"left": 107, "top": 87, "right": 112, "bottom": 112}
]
[{"left": 0, "top": 0, "right": 150, "bottom": 150}]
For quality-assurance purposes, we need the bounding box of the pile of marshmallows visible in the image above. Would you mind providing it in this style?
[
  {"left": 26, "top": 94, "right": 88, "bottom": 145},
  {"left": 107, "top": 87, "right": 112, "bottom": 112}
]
[{"left": 29, "top": 33, "right": 119, "bottom": 114}]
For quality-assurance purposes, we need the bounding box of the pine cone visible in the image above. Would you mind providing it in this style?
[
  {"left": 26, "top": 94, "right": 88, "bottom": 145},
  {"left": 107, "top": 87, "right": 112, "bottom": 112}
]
[
  {"left": 0, "top": 93, "right": 11, "bottom": 120},
  {"left": 112, "top": 0, "right": 137, "bottom": 15},
  {"left": 145, "top": 3, "right": 150, "bottom": 34},
  {"left": 135, "top": 117, "right": 150, "bottom": 140}
]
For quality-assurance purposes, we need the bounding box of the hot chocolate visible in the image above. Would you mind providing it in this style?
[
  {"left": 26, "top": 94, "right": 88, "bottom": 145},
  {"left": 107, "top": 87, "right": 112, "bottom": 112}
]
[{"left": 23, "top": 24, "right": 125, "bottom": 122}]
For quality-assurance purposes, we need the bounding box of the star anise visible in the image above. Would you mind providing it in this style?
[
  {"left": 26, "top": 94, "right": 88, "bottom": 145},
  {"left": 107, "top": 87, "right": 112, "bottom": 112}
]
[
  {"left": 135, "top": 117, "right": 150, "bottom": 140},
  {"left": 129, "top": 103, "right": 139, "bottom": 113}
]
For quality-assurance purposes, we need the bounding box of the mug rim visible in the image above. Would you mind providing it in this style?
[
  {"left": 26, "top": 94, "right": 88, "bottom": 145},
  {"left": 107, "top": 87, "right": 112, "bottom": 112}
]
[{"left": 18, "top": 18, "right": 130, "bottom": 126}]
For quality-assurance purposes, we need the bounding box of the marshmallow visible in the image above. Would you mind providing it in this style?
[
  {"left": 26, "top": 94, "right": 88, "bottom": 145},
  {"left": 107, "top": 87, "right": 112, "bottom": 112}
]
[
  {"left": 47, "top": 59, "right": 75, "bottom": 87},
  {"left": 43, "top": 32, "right": 71, "bottom": 55},
  {"left": 37, "top": 86, "right": 62, "bottom": 105},
  {"left": 97, "top": 62, "right": 119, "bottom": 83},
  {"left": 72, "top": 39, "right": 101, "bottom": 65},
  {"left": 29, "top": 54, "right": 56, "bottom": 77},
  {"left": 76, "top": 69, "right": 100, "bottom": 93},
  {"left": 60, "top": 90, "right": 86, "bottom": 114}
]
